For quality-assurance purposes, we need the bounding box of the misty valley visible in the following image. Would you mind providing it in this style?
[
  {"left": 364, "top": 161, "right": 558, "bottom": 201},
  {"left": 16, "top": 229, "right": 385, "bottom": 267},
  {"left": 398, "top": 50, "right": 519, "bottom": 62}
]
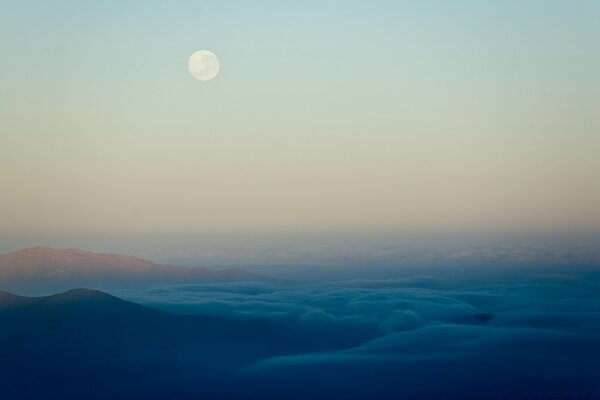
[{"left": 1, "top": 248, "right": 599, "bottom": 399}]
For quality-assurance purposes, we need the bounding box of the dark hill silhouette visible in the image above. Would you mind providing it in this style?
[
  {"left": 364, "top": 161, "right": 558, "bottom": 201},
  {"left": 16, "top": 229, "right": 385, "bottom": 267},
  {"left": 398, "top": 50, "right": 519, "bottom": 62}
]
[
  {"left": 0, "top": 289, "right": 323, "bottom": 400},
  {"left": 0, "top": 288, "right": 299, "bottom": 352},
  {"left": 0, "top": 247, "right": 265, "bottom": 292}
]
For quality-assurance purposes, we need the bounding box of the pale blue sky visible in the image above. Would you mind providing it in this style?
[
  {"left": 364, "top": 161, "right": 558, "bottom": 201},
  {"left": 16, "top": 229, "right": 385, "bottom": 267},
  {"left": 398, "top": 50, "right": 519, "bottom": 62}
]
[{"left": 1, "top": 1, "right": 599, "bottom": 234}]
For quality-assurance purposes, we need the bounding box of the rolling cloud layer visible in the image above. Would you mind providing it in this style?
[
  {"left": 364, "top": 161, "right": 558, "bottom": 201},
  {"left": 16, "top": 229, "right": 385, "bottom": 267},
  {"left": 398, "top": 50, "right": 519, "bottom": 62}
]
[{"left": 111, "top": 268, "right": 600, "bottom": 398}]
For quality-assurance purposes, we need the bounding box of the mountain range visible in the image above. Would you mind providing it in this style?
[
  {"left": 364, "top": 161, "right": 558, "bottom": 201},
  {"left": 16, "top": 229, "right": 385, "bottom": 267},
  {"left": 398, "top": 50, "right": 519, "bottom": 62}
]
[{"left": 0, "top": 247, "right": 264, "bottom": 292}]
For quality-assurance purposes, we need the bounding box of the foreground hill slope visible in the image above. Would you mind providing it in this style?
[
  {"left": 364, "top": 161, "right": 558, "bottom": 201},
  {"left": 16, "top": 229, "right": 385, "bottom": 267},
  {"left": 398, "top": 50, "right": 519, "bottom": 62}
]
[{"left": 0, "top": 288, "right": 318, "bottom": 400}]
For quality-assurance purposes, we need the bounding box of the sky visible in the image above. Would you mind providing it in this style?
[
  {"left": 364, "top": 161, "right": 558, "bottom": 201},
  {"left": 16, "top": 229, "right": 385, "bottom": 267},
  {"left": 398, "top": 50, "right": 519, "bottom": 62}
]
[{"left": 1, "top": 0, "right": 599, "bottom": 236}]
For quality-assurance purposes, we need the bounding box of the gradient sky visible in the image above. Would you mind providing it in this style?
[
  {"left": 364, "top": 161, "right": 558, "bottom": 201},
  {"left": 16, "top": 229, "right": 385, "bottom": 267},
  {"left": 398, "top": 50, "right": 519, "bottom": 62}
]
[{"left": 1, "top": 0, "right": 599, "bottom": 235}]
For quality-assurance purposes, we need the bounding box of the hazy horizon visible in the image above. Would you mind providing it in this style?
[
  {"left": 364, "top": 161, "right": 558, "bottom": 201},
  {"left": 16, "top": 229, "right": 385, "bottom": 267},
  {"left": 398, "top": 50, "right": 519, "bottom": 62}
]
[{"left": 1, "top": 231, "right": 598, "bottom": 275}]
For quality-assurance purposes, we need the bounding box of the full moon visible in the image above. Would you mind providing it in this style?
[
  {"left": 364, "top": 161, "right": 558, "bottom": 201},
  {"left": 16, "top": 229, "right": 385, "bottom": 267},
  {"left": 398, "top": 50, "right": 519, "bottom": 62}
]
[{"left": 188, "top": 50, "right": 219, "bottom": 81}]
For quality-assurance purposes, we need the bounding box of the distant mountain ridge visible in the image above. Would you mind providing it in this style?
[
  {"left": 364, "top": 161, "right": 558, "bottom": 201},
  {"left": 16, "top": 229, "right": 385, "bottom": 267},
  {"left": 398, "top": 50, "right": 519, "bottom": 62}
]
[{"left": 0, "top": 247, "right": 264, "bottom": 286}]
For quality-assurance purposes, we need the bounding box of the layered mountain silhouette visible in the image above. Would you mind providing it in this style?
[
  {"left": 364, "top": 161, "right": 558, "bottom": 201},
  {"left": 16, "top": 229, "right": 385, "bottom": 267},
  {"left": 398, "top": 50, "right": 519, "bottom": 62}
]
[
  {"left": 0, "top": 247, "right": 264, "bottom": 292},
  {"left": 0, "top": 289, "right": 321, "bottom": 400}
]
